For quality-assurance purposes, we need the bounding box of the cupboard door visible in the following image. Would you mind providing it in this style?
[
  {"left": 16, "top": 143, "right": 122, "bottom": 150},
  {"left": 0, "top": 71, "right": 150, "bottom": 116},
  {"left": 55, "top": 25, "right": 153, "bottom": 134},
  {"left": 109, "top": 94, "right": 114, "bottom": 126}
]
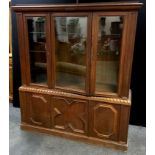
[
  {"left": 89, "top": 101, "right": 120, "bottom": 141},
  {"left": 51, "top": 13, "right": 92, "bottom": 94},
  {"left": 27, "top": 93, "right": 51, "bottom": 128},
  {"left": 24, "top": 14, "right": 50, "bottom": 86},
  {"left": 51, "top": 96, "right": 88, "bottom": 135},
  {"left": 91, "top": 13, "right": 127, "bottom": 96}
]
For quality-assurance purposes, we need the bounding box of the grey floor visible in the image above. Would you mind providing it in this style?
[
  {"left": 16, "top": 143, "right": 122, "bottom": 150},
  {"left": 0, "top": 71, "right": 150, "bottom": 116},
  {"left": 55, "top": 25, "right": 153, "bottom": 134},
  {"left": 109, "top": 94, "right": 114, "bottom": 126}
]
[{"left": 9, "top": 104, "right": 146, "bottom": 155}]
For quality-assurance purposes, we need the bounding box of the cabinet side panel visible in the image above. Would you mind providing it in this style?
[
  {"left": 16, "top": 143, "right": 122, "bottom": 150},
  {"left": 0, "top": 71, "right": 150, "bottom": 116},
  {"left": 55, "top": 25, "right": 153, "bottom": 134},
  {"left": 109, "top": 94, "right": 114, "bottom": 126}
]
[
  {"left": 119, "top": 105, "right": 130, "bottom": 143},
  {"left": 19, "top": 90, "right": 29, "bottom": 123},
  {"left": 118, "top": 12, "right": 138, "bottom": 97},
  {"left": 16, "top": 13, "right": 27, "bottom": 85},
  {"left": 9, "top": 57, "right": 13, "bottom": 101}
]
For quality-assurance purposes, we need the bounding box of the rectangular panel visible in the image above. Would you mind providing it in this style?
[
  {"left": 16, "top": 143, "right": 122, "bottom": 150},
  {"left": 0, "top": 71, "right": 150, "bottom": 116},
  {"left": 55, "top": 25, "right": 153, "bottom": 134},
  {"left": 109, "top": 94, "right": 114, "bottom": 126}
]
[
  {"left": 54, "top": 16, "right": 88, "bottom": 92},
  {"left": 95, "top": 16, "right": 123, "bottom": 93},
  {"left": 26, "top": 16, "right": 47, "bottom": 85}
]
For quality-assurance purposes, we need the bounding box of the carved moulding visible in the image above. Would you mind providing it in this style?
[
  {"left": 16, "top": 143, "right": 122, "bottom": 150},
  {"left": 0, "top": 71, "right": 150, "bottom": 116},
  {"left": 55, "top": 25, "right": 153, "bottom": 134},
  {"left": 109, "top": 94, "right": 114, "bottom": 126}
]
[{"left": 19, "top": 86, "right": 131, "bottom": 105}]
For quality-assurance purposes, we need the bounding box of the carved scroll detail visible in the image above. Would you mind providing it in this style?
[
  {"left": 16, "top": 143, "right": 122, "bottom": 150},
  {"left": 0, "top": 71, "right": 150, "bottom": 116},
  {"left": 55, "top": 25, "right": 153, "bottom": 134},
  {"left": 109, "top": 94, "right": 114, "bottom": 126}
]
[
  {"left": 32, "top": 94, "right": 47, "bottom": 103},
  {"left": 30, "top": 117, "right": 43, "bottom": 125},
  {"left": 52, "top": 97, "right": 87, "bottom": 134}
]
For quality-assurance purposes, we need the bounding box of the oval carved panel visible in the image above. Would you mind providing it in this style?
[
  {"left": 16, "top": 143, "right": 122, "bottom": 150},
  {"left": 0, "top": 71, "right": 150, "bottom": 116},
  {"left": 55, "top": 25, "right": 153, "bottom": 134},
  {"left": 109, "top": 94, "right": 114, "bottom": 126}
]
[{"left": 93, "top": 104, "right": 118, "bottom": 138}]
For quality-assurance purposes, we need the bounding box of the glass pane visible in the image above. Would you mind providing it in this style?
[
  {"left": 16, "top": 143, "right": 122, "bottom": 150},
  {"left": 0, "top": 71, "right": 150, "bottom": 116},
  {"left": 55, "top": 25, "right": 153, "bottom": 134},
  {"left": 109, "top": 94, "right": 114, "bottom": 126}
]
[
  {"left": 54, "top": 17, "right": 87, "bottom": 91},
  {"left": 27, "top": 17, "right": 47, "bottom": 85},
  {"left": 96, "top": 16, "right": 123, "bottom": 93}
]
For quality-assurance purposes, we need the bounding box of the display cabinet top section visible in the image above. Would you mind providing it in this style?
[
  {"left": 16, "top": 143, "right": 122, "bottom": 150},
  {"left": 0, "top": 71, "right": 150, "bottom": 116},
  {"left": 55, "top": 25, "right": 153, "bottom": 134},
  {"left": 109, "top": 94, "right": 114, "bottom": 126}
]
[{"left": 12, "top": 2, "right": 143, "bottom": 12}]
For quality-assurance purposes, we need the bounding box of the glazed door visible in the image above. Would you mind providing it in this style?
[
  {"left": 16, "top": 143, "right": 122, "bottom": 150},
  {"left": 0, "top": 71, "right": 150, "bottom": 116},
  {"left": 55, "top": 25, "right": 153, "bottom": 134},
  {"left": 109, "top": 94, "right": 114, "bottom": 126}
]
[
  {"left": 91, "top": 12, "right": 132, "bottom": 97},
  {"left": 51, "top": 13, "right": 92, "bottom": 95},
  {"left": 23, "top": 14, "right": 51, "bottom": 87}
]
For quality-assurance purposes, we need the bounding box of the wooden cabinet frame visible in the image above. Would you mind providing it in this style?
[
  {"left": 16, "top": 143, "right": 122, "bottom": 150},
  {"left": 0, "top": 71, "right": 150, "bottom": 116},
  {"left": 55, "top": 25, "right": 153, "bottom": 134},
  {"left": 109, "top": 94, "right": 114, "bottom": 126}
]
[
  {"left": 13, "top": 2, "right": 142, "bottom": 151},
  {"left": 19, "top": 11, "right": 137, "bottom": 98}
]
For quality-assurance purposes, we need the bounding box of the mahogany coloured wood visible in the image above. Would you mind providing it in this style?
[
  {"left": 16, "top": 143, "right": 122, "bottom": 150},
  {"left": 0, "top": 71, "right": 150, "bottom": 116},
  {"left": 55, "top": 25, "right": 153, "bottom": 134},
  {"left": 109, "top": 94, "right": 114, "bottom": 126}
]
[
  {"left": 52, "top": 96, "right": 88, "bottom": 135},
  {"left": 13, "top": 2, "right": 142, "bottom": 151},
  {"left": 12, "top": 2, "right": 143, "bottom": 12},
  {"left": 19, "top": 88, "right": 131, "bottom": 151},
  {"left": 9, "top": 57, "right": 13, "bottom": 102},
  {"left": 89, "top": 101, "right": 121, "bottom": 141}
]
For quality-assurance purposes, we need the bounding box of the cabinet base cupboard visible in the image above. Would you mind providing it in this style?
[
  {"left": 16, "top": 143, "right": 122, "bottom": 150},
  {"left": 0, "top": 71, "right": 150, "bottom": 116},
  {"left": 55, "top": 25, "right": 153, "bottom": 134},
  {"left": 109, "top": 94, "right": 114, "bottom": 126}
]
[{"left": 13, "top": 2, "right": 142, "bottom": 151}]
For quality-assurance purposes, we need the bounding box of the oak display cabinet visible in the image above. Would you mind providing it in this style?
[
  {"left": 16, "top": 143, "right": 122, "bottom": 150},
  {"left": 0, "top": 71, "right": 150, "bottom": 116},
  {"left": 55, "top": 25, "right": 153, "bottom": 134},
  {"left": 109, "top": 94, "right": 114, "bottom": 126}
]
[{"left": 13, "top": 2, "right": 142, "bottom": 151}]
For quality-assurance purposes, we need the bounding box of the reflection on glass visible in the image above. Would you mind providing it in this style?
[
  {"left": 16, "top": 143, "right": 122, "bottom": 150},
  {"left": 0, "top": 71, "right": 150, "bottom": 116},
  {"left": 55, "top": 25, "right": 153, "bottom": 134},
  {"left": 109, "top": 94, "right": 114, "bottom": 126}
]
[
  {"left": 96, "top": 16, "right": 123, "bottom": 93},
  {"left": 55, "top": 17, "right": 87, "bottom": 91},
  {"left": 27, "top": 17, "right": 47, "bottom": 85}
]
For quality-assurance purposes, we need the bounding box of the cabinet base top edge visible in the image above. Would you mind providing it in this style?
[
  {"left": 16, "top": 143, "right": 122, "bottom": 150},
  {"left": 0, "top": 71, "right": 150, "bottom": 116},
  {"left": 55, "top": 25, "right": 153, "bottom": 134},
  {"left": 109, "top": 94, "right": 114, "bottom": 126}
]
[{"left": 19, "top": 86, "right": 131, "bottom": 105}]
